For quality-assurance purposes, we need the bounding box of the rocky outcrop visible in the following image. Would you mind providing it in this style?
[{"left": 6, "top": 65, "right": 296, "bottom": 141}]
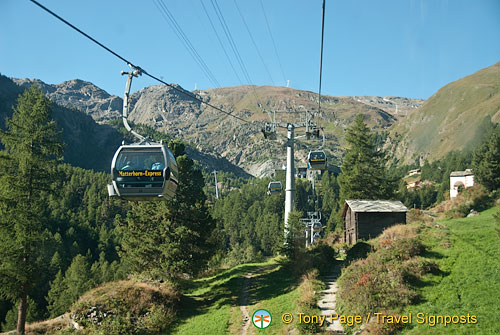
[
  {"left": 9, "top": 77, "right": 421, "bottom": 176},
  {"left": 12, "top": 78, "right": 122, "bottom": 122}
]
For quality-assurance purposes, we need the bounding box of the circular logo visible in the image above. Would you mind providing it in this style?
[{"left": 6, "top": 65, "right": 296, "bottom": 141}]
[{"left": 252, "top": 309, "right": 272, "bottom": 329}]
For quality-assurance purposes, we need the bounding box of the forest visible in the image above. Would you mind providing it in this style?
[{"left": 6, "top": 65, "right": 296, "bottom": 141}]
[{"left": 0, "top": 86, "right": 499, "bottom": 334}]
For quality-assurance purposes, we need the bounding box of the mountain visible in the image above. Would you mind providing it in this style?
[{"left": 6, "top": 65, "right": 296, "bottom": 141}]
[
  {"left": 387, "top": 61, "right": 500, "bottom": 164},
  {"left": 0, "top": 75, "right": 122, "bottom": 171},
  {"left": 1, "top": 75, "right": 250, "bottom": 177},
  {"left": 12, "top": 78, "right": 122, "bottom": 122},
  {"left": 350, "top": 96, "right": 424, "bottom": 117},
  {"left": 8, "top": 76, "right": 428, "bottom": 176},
  {"left": 128, "top": 85, "right": 419, "bottom": 176}
]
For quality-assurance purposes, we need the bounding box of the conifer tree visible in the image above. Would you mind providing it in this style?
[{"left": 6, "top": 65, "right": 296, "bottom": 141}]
[
  {"left": 119, "top": 141, "right": 215, "bottom": 278},
  {"left": 47, "top": 254, "right": 94, "bottom": 317},
  {"left": 338, "top": 115, "right": 395, "bottom": 206},
  {"left": 0, "top": 86, "right": 63, "bottom": 334},
  {"left": 472, "top": 132, "right": 500, "bottom": 191}
]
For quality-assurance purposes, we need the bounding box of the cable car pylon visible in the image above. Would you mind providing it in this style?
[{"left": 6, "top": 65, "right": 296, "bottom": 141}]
[{"left": 261, "top": 109, "right": 323, "bottom": 239}]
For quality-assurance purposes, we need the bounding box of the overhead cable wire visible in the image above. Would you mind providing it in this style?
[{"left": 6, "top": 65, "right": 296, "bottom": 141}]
[
  {"left": 154, "top": 0, "right": 221, "bottom": 88},
  {"left": 28, "top": 0, "right": 251, "bottom": 124},
  {"left": 209, "top": 0, "right": 263, "bottom": 107},
  {"left": 318, "top": 0, "right": 326, "bottom": 115},
  {"left": 199, "top": 0, "right": 243, "bottom": 84},
  {"left": 232, "top": 0, "right": 275, "bottom": 86},
  {"left": 259, "top": 0, "right": 287, "bottom": 86},
  {"left": 210, "top": 0, "right": 253, "bottom": 85}
]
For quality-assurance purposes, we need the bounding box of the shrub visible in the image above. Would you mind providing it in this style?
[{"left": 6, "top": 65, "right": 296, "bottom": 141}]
[
  {"left": 362, "top": 312, "right": 405, "bottom": 335},
  {"left": 376, "top": 237, "right": 425, "bottom": 262},
  {"left": 379, "top": 224, "right": 418, "bottom": 241},
  {"left": 337, "top": 255, "right": 418, "bottom": 316},
  {"left": 434, "top": 185, "right": 492, "bottom": 217},
  {"left": 71, "top": 280, "right": 179, "bottom": 335},
  {"left": 345, "top": 241, "right": 372, "bottom": 264},
  {"left": 288, "top": 243, "right": 337, "bottom": 277},
  {"left": 296, "top": 270, "right": 324, "bottom": 335},
  {"left": 337, "top": 236, "right": 430, "bottom": 321}
]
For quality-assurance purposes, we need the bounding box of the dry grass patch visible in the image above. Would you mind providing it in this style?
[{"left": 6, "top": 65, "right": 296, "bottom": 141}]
[
  {"left": 433, "top": 185, "right": 492, "bottom": 217},
  {"left": 378, "top": 224, "right": 418, "bottom": 242},
  {"left": 295, "top": 269, "right": 325, "bottom": 335},
  {"left": 4, "top": 314, "right": 73, "bottom": 335},
  {"left": 71, "top": 280, "right": 179, "bottom": 335}
]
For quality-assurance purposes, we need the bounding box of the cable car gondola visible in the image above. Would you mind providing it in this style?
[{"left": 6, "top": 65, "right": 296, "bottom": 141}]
[
  {"left": 108, "top": 143, "right": 178, "bottom": 201},
  {"left": 267, "top": 181, "right": 282, "bottom": 195},
  {"left": 107, "top": 68, "right": 178, "bottom": 201},
  {"left": 307, "top": 150, "right": 327, "bottom": 170}
]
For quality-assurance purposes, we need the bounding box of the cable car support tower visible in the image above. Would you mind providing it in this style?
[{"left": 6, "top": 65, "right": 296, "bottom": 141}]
[{"left": 262, "top": 110, "right": 322, "bottom": 237}]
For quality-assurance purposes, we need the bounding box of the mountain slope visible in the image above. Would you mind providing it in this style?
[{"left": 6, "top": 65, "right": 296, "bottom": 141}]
[
  {"left": 12, "top": 78, "right": 122, "bottom": 122},
  {"left": 388, "top": 61, "right": 500, "bottom": 163},
  {"left": 0, "top": 75, "right": 122, "bottom": 171},
  {"left": 1, "top": 76, "right": 250, "bottom": 177},
  {"left": 126, "top": 85, "right": 410, "bottom": 176},
  {"left": 8, "top": 76, "right": 426, "bottom": 176}
]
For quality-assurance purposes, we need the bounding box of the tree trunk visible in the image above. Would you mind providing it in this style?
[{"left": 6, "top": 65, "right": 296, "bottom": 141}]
[{"left": 16, "top": 283, "right": 28, "bottom": 335}]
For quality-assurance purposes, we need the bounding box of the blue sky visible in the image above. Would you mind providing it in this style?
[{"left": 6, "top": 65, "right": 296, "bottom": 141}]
[{"left": 1, "top": 0, "right": 499, "bottom": 99}]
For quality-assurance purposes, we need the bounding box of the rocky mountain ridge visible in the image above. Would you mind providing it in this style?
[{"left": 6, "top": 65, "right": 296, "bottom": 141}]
[{"left": 10, "top": 77, "right": 425, "bottom": 176}]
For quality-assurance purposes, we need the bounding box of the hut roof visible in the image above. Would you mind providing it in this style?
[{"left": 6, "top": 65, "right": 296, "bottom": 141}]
[
  {"left": 342, "top": 200, "right": 408, "bottom": 217},
  {"left": 450, "top": 169, "right": 473, "bottom": 177}
]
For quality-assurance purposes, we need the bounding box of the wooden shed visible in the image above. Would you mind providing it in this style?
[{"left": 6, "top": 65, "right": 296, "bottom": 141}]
[{"left": 342, "top": 200, "right": 408, "bottom": 244}]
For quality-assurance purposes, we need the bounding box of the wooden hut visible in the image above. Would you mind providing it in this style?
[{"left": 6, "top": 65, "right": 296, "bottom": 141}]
[{"left": 342, "top": 200, "right": 408, "bottom": 244}]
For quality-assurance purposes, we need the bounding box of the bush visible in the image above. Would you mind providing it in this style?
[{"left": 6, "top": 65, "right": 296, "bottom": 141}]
[
  {"left": 71, "top": 280, "right": 179, "bottom": 335},
  {"left": 378, "top": 224, "right": 418, "bottom": 241},
  {"left": 296, "top": 270, "right": 324, "bottom": 335},
  {"left": 362, "top": 312, "right": 405, "bottom": 335},
  {"left": 434, "top": 185, "right": 492, "bottom": 217},
  {"left": 376, "top": 237, "right": 425, "bottom": 262},
  {"left": 337, "top": 235, "right": 430, "bottom": 322},
  {"left": 345, "top": 241, "right": 372, "bottom": 264},
  {"left": 337, "top": 255, "right": 418, "bottom": 316}
]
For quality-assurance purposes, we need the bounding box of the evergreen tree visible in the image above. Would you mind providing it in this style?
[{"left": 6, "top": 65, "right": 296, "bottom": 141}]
[
  {"left": 337, "top": 114, "right": 395, "bottom": 206},
  {"left": 119, "top": 142, "right": 215, "bottom": 278},
  {"left": 320, "top": 171, "right": 340, "bottom": 231},
  {"left": 46, "top": 254, "right": 94, "bottom": 317},
  {"left": 472, "top": 132, "right": 500, "bottom": 191},
  {"left": 282, "top": 211, "right": 305, "bottom": 259},
  {"left": 0, "top": 86, "right": 63, "bottom": 334}
]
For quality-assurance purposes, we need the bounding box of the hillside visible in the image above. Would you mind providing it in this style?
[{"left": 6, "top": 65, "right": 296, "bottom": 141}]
[
  {"left": 11, "top": 62, "right": 500, "bottom": 173},
  {"left": 387, "top": 61, "right": 500, "bottom": 164},
  {"left": 1, "top": 75, "right": 249, "bottom": 176},
  {"left": 336, "top": 206, "right": 500, "bottom": 335},
  {"left": 0, "top": 75, "right": 122, "bottom": 171},
  {"left": 403, "top": 207, "right": 500, "bottom": 334},
  {"left": 10, "top": 77, "right": 424, "bottom": 176}
]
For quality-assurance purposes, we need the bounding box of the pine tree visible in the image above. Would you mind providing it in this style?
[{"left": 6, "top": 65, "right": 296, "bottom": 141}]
[
  {"left": 0, "top": 86, "right": 63, "bottom": 334},
  {"left": 338, "top": 114, "right": 395, "bottom": 206},
  {"left": 119, "top": 142, "right": 215, "bottom": 278},
  {"left": 472, "top": 132, "right": 500, "bottom": 191}
]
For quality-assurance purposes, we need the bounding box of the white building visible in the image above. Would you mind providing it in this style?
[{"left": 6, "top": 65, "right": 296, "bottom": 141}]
[{"left": 450, "top": 169, "right": 474, "bottom": 198}]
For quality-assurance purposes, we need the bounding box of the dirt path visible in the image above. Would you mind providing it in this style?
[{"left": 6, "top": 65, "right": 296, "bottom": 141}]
[
  {"left": 240, "top": 270, "right": 257, "bottom": 335},
  {"left": 317, "top": 263, "right": 345, "bottom": 334}
]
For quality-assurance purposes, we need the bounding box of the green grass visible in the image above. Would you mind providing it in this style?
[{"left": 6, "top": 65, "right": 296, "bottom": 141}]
[
  {"left": 166, "top": 258, "right": 307, "bottom": 335},
  {"left": 167, "top": 261, "right": 271, "bottom": 335},
  {"left": 247, "top": 261, "right": 301, "bottom": 335},
  {"left": 402, "top": 207, "right": 500, "bottom": 334}
]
